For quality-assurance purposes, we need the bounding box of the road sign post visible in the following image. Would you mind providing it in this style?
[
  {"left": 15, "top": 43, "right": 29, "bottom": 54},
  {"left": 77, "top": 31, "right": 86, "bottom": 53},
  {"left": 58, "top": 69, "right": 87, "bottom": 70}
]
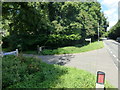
[
  {"left": 96, "top": 71, "right": 105, "bottom": 89},
  {"left": 85, "top": 38, "right": 91, "bottom": 44}
]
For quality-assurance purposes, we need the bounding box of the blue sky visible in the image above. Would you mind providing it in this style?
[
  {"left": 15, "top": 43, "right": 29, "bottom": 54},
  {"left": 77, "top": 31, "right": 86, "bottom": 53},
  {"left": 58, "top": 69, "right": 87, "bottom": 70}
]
[{"left": 98, "top": 0, "right": 119, "bottom": 30}]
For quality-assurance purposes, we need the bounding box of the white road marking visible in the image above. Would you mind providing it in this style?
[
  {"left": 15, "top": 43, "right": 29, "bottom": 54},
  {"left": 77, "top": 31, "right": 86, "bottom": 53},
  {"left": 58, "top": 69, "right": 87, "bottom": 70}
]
[
  {"left": 115, "top": 65, "right": 118, "bottom": 70},
  {"left": 104, "top": 41, "right": 118, "bottom": 70},
  {"left": 117, "top": 59, "right": 119, "bottom": 61},
  {"left": 113, "top": 55, "right": 117, "bottom": 58}
]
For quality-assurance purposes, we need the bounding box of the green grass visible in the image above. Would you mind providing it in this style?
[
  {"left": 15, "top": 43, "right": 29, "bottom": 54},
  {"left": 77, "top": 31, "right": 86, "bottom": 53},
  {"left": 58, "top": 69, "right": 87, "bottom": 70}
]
[
  {"left": 3, "top": 55, "right": 114, "bottom": 88},
  {"left": 41, "top": 41, "right": 104, "bottom": 55},
  {"left": 9, "top": 66, "right": 113, "bottom": 88}
]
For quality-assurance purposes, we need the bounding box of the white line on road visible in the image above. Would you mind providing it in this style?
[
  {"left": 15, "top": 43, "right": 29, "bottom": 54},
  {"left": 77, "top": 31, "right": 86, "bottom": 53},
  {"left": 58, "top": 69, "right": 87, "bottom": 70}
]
[
  {"left": 104, "top": 41, "right": 118, "bottom": 70},
  {"left": 118, "top": 59, "right": 120, "bottom": 63},
  {"left": 113, "top": 55, "right": 117, "bottom": 58},
  {"left": 116, "top": 59, "right": 119, "bottom": 61}
]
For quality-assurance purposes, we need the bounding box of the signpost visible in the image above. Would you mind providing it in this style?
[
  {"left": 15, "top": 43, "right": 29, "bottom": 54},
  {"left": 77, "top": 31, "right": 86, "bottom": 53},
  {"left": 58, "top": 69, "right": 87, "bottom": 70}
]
[
  {"left": 96, "top": 71, "right": 105, "bottom": 89},
  {"left": 85, "top": 38, "right": 91, "bottom": 44}
]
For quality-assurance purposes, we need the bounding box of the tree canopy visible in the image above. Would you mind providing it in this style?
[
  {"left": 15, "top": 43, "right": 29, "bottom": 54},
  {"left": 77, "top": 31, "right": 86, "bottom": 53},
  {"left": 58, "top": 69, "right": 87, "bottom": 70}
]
[
  {"left": 108, "top": 20, "right": 120, "bottom": 40},
  {"left": 2, "top": 2, "right": 108, "bottom": 51}
]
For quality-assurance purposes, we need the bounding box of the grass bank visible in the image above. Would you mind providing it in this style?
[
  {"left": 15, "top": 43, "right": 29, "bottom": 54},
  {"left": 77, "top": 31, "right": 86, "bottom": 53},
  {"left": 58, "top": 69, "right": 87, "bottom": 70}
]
[
  {"left": 41, "top": 41, "right": 104, "bottom": 55},
  {"left": 3, "top": 55, "right": 113, "bottom": 88}
]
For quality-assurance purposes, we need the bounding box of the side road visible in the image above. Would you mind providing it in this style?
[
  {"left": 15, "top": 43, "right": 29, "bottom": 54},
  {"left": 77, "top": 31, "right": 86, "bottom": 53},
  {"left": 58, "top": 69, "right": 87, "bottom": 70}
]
[{"left": 23, "top": 42, "right": 118, "bottom": 88}]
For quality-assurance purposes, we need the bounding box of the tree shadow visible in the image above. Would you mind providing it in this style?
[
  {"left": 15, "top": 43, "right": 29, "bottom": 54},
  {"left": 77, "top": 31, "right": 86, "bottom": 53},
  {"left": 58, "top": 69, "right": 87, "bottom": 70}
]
[
  {"left": 74, "top": 42, "right": 89, "bottom": 48},
  {"left": 24, "top": 52, "right": 75, "bottom": 66}
]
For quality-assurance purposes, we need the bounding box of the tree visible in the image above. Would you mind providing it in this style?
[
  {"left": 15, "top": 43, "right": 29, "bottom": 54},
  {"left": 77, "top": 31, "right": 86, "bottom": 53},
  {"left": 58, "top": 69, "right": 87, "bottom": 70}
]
[
  {"left": 108, "top": 20, "right": 120, "bottom": 39},
  {"left": 2, "top": 2, "right": 108, "bottom": 51}
]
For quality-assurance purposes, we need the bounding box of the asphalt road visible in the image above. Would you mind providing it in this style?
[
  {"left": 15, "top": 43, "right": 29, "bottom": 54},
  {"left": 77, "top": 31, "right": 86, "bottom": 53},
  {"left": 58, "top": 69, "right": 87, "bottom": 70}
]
[{"left": 103, "top": 39, "right": 120, "bottom": 69}]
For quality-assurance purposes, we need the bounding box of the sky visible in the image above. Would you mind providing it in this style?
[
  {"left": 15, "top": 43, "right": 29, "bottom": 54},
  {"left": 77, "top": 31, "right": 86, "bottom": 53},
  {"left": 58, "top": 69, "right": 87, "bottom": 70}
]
[{"left": 98, "top": 0, "right": 119, "bottom": 30}]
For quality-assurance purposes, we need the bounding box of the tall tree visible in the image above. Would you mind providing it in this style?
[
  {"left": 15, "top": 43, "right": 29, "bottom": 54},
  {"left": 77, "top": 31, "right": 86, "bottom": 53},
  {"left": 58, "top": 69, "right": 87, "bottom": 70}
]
[{"left": 2, "top": 2, "right": 108, "bottom": 50}]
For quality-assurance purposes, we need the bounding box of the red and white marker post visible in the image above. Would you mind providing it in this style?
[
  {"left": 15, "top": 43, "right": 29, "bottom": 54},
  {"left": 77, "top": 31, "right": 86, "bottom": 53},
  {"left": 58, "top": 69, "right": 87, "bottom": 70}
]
[{"left": 96, "top": 71, "right": 105, "bottom": 89}]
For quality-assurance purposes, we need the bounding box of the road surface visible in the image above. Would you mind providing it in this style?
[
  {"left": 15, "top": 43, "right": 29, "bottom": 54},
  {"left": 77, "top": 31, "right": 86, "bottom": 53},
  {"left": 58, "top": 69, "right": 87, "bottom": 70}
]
[
  {"left": 24, "top": 40, "right": 119, "bottom": 88},
  {"left": 103, "top": 40, "right": 120, "bottom": 69}
]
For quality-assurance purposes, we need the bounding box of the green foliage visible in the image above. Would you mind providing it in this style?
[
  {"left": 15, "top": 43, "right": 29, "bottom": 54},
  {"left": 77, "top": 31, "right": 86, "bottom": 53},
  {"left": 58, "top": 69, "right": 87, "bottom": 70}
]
[
  {"left": 48, "top": 34, "right": 81, "bottom": 46},
  {"left": 41, "top": 41, "right": 104, "bottom": 55},
  {"left": 108, "top": 20, "right": 120, "bottom": 39},
  {"left": 2, "top": 55, "right": 42, "bottom": 88},
  {"left": 2, "top": 2, "right": 108, "bottom": 51},
  {"left": 3, "top": 56, "right": 113, "bottom": 88}
]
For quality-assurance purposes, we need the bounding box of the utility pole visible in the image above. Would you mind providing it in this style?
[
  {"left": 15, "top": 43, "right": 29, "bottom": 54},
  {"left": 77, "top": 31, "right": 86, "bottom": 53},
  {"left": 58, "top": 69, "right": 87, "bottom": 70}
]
[
  {"left": 98, "top": 23, "right": 99, "bottom": 42},
  {"left": 0, "top": 32, "right": 3, "bottom": 53}
]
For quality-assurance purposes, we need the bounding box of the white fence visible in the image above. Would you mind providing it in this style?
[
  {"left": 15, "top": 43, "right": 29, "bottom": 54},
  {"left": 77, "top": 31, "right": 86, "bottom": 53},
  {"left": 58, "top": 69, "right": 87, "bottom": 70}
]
[{"left": 0, "top": 49, "right": 18, "bottom": 57}]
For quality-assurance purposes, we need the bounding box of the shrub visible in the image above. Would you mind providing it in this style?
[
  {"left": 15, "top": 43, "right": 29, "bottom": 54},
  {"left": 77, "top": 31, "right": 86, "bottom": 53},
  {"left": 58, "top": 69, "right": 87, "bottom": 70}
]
[{"left": 2, "top": 55, "right": 42, "bottom": 88}]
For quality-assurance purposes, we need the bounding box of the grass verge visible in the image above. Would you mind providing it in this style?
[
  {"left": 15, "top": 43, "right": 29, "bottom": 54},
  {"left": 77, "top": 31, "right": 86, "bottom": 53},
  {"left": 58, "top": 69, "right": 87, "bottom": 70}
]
[
  {"left": 4, "top": 41, "right": 104, "bottom": 55},
  {"left": 41, "top": 41, "right": 104, "bottom": 55},
  {"left": 3, "top": 55, "right": 113, "bottom": 88}
]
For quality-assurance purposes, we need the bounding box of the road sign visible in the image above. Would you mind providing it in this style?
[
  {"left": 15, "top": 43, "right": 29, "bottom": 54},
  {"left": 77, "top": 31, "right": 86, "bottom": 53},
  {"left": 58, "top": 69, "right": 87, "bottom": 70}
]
[
  {"left": 85, "top": 38, "right": 91, "bottom": 41},
  {"left": 96, "top": 71, "right": 105, "bottom": 89},
  {"left": 85, "top": 38, "right": 91, "bottom": 44}
]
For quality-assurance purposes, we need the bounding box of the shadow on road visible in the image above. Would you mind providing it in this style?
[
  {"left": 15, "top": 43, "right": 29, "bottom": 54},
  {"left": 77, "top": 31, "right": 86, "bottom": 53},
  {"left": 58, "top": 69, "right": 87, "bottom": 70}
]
[
  {"left": 56, "top": 54, "right": 75, "bottom": 65},
  {"left": 23, "top": 53, "right": 75, "bottom": 66}
]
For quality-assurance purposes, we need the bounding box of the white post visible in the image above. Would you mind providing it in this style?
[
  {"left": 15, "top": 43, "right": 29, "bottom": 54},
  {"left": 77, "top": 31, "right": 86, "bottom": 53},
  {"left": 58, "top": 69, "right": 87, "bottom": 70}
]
[
  {"left": 39, "top": 47, "right": 42, "bottom": 52},
  {"left": 16, "top": 49, "right": 18, "bottom": 56},
  {"left": 96, "top": 83, "right": 104, "bottom": 89},
  {"left": 38, "top": 46, "right": 42, "bottom": 54},
  {"left": 98, "top": 23, "right": 99, "bottom": 42},
  {"left": 90, "top": 38, "right": 91, "bottom": 44}
]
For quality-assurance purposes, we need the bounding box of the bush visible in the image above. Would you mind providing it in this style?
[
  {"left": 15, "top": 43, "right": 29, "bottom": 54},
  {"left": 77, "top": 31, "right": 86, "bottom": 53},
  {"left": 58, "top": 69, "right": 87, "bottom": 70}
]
[{"left": 2, "top": 55, "right": 42, "bottom": 88}]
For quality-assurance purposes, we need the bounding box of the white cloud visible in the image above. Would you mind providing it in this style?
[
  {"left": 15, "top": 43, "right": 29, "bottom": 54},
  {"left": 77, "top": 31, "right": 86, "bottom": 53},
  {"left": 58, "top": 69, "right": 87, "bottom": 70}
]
[
  {"left": 101, "top": 0, "right": 118, "bottom": 8},
  {"left": 98, "top": 0, "right": 119, "bottom": 30}
]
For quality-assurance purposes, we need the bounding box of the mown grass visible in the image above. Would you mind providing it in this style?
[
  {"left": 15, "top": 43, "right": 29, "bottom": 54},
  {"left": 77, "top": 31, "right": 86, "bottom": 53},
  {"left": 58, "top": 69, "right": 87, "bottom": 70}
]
[
  {"left": 3, "top": 55, "right": 113, "bottom": 88},
  {"left": 41, "top": 41, "right": 104, "bottom": 55}
]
